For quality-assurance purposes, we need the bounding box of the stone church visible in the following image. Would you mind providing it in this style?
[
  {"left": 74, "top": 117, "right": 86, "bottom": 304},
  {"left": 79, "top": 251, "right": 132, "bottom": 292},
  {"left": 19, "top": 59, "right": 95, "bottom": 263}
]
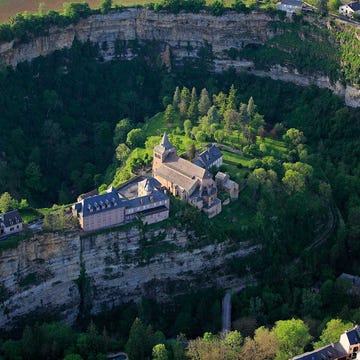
[{"left": 153, "top": 133, "right": 222, "bottom": 218}]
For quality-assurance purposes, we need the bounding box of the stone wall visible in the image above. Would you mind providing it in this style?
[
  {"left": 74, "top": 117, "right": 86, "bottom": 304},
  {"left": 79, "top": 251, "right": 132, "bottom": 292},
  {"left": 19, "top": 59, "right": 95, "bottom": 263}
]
[{"left": 0, "top": 226, "right": 257, "bottom": 330}]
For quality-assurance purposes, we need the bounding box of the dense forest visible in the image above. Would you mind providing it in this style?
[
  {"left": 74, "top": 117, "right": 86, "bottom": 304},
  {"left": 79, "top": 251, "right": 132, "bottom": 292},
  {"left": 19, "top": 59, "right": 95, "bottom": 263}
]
[{"left": 0, "top": 3, "right": 360, "bottom": 358}]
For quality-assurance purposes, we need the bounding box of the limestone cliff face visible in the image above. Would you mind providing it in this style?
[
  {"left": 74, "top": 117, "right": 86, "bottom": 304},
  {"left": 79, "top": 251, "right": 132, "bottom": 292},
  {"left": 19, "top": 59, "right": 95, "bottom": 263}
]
[
  {"left": 0, "top": 226, "right": 256, "bottom": 330},
  {"left": 0, "top": 9, "right": 275, "bottom": 67},
  {"left": 0, "top": 8, "right": 358, "bottom": 106}
]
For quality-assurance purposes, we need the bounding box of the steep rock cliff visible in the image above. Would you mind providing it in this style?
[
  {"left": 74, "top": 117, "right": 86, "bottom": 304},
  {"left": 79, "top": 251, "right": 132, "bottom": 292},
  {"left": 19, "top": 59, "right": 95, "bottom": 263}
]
[
  {"left": 1, "top": 9, "right": 358, "bottom": 106},
  {"left": 0, "top": 226, "right": 256, "bottom": 330},
  {"left": 0, "top": 9, "right": 275, "bottom": 67}
]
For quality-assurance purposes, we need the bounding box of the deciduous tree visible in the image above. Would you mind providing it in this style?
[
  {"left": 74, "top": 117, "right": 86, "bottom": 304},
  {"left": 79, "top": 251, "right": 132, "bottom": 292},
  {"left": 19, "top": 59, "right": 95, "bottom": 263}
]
[
  {"left": 272, "top": 318, "right": 310, "bottom": 359},
  {"left": 314, "top": 319, "right": 353, "bottom": 348}
]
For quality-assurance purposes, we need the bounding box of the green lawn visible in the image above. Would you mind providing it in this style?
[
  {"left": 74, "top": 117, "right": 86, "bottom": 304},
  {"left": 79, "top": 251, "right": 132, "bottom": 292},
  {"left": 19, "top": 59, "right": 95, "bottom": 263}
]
[
  {"left": 262, "top": 137, "right": 287, "bottom": 156},
  {"left": 222, "top": 150, "right": 252, "bottom": 167},
  {"left": 143, "top": 112, "right": 167, "bottom": 137}
]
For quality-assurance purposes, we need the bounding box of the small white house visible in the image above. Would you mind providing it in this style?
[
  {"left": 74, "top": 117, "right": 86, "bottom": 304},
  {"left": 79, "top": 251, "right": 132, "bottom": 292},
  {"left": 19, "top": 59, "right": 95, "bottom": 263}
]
[
  {"left": 339, "top": 1, "right": 360, "bottom": 16},
  {"left": 278, "top": 0, "right": 303, "bottom": 13},
  {"left": 0, "top": 210, "right": 23, "bottom": 237}
]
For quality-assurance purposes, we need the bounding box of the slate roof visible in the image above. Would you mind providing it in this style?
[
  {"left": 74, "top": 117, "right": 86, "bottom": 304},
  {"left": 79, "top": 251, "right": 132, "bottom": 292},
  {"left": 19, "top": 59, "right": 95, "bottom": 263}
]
[
  {"left": 292, "top": 344, "right": 346, "bottom": 360},
  {"left": 138, "top": 177, "right": 162, "bottom": 193},
  {"left": 75, "top": 178, "right": 169, "bottom": 218},
  {"left": 160, "top": 132, "right": 174, "bottom": 150},
  {"left": 126, "top": 190, "right": 168, "bottom": 209},
  {"left": 346, "top": 1, "right": 360, "bottom": 10},
  {"left": 1, "top": 210, "right": 22, "bottom": 227},
  {"left": 345, "top": 326, "right": 360, "bottom": 345},
  {"left": 193, "top": 145, "right": 222, "bottom": 169},
  {"left": 203, "top": 197, "right": 221, "bottom": 210},
  {"left": 154, "top": 132, "right": 176, "bottom": 155},
  {"left": 80, "top": 190, "right": 126, "bottom": 218},
  {"left": 281, "top": 0, "right": 302, "bottom": 6}
]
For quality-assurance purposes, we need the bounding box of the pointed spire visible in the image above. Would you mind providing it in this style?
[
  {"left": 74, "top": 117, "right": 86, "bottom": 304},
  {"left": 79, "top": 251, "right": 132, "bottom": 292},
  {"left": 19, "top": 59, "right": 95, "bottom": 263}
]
[{"left": 160, "top": 132, "right": 174, "bottom": 150}]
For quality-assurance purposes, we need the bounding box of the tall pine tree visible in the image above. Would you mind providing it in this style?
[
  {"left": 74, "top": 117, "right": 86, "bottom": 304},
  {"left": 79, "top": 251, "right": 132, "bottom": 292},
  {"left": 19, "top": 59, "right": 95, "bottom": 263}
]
[{"left": 198, "top": 88, "right": 211, "bottom": 116}]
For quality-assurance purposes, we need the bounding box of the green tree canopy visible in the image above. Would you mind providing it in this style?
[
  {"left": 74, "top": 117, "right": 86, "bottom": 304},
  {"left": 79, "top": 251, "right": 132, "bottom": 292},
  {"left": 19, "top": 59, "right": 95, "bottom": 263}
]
[
  {"left": 272, "top": 318, "right": 310, "bottom": 359},
  {"left": 126, "top": 128, "right": 146, "bottom": 149},
  {"left": 125, "top": 318, "right": 153, "bottom": 360},
  {"left": 283, "top": 128, "right": 306, "bottom": 148},
  {"left": 314, "top": 319, "right": 353, "bottom": 349},
  {"left": 113, "top": 118, "right": 133, "bottom": 146},
  {"left": 0, "top": 192, "right": 18, "bottom": 213},
  {"left": 152, "top": 343, "right": 169, "bottom": 360},
  {"left": 282, "top": 170, "right": 306, "bottom": 194}
]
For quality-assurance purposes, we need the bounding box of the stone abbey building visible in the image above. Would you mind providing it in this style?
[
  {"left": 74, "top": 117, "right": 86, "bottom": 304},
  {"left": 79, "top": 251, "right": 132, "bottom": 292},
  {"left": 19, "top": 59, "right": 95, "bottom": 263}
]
[
  {"left": 153, "top": 133, "right": 222, "bottom": 218},
  {"left": 72, "top": 177, "right": 169, "bottom": 232}
]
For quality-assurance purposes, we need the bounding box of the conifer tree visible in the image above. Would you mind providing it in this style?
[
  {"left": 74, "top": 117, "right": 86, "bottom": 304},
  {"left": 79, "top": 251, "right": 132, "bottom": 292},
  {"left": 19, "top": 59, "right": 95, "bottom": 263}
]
[
  {"left": 165, "top": 104, "right": 176, "bottom": 125},
  {"left": 207, "top": 106, "right": 220, "bottom": 124},
  {"left": 172, "top": 86, "right": 181, "bottom": 111},
  {"left": 187, "top": 87, "right": 198, "bottom": 124},
  {"left": 247, "top": 96, "right": 256, "bottom": 118},
  {"left": 198, "top": 88, "right": 211, "bottom": 116},
  {"left": 213, "top": 91, "right": 227, "bottom": 115},
  {"left": 179, "top": 87, "right": 191, "bottom": 119},
  {"left": 239, "top": 103, "right": 249, "bottom": 125},
  {"left": 227, "top": 84, "right": 237, "bottom": 110},
  {"left": 125, "top": 318, "right": 153, "bottom": 360}
]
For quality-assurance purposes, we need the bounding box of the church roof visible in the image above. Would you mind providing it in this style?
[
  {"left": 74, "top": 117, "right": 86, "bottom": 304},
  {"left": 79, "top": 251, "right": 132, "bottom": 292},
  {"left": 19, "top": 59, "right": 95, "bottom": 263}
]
[
  {"left": 155, "top": 152, "right": 212, "bottom": 194},
  {"left": 160, "top": 132, "right": 175, "bottom": 150},
  {"left": 165, "top": 153, "right": 207, "bottom": 179},
  {"left": 156, "top": 165, "right": 199, "bottom": 193}
]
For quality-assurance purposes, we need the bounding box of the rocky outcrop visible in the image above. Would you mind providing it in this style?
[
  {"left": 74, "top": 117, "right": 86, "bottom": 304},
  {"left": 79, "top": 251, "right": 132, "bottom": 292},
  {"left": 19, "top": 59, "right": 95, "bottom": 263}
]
[
  {"left": 0, "top": 8, "right": 358, "bottom": 106},
  {"left": 250, "top": 65, "right": 360, "bottom": 108},
  {"left": 0, "top": 226, "right": 256, "bottom": 330}
]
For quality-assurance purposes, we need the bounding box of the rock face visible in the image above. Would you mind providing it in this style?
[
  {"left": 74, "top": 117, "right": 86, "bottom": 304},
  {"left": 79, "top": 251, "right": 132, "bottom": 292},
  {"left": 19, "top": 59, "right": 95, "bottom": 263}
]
[
  {"left": 0, "top": 226, "right": 256, "bottom": 330},
  {"left": 0, "top": 8, "right": 358, "bottom": 106},
  {"left": 0, "top": 9, "right": 275, "bottom": 67}
]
